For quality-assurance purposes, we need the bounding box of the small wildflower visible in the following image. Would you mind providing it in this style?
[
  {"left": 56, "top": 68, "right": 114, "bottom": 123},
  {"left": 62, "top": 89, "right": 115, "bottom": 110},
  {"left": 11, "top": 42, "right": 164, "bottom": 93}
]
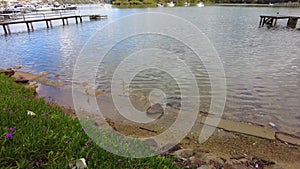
[
  {"left": 120, "top": 141, "right": 124, "bottom": 145},
  {"left": 5, "top": 133, "right": 13, "bottom": 139},
  {"left": 9, "top": 127, "right": 15, "bottom": 132},
  {"left": 117, "top": 159, "right": 122, "bottom": 163},
  {"left": 41, "top": 114, "right": 48, "bottom": 117},
  {"left": 21, "top": 95, "right": 25, "bottom": 99},
  {"left": 128, "top": 142, "right": 131, "bottom": 146},
  {"left": 65, "top": 139, "right": 69, "bottom": 144},
  {"left": 255, "top": 164, "right": 259, "bottom": 168},
  {"left": 86, "top": 139, "right": 92, "bottom": 146},
  {"left": 6, "top": 108, "right": 9, "bottom": 113},
  {"left": 108, "top": 146, "right": 112, "bottom": 151},
  {"left": 96, "top": 161, "right": 100, "bottom": 166},
  {"left": 87, "top": 154, "right": 92, "bottom": 161}
]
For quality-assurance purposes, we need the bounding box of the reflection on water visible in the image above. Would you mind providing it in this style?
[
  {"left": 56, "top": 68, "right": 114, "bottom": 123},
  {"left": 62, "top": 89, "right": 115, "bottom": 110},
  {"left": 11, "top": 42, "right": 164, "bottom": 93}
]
[{"left": 0, "top": 5, "right": 299, "bottom": 136}]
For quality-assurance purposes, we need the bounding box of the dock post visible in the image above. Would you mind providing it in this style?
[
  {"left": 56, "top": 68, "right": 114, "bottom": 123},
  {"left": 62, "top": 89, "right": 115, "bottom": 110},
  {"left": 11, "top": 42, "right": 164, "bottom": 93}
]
[
  {"left": 49, "top": 21, "right": 53, "bottom": 28},
  {"left": 274, "top": 18, "right": 278, "bottom": 27},
  {"left": 26, "top": 22, "right": 30, "bottom": 32},
  {"left": 30, "top": 22, "right": 34, "bottom": 31},
  {"left": 62, "top": 19, "right": 65, "bottom": 25},
  {"left": 66, "top": 19, "right": 69, "bottom": 25},
  {"left": 287, "top": 17, "right": 298, "bottom": 28},
  {"left": 6, "top": 25, "right": 11, "bottom": 34},
  {"left": 80, "top": 17, "right": 82, "bottom": 23},
  {"left": 262, "top": 17, "right": 266, "bottom": 26},
  {"left": 3, "top": 25, "right": 8, "bottom": 35},
  {"left": 46, "top": 21, "right": 49, "bottom": 28},
  {"left": 259, "top": 17, "right": 263, "bottom": 27},
  {"left": 75, "top": 17, "right": 78, "bottom": 24}
]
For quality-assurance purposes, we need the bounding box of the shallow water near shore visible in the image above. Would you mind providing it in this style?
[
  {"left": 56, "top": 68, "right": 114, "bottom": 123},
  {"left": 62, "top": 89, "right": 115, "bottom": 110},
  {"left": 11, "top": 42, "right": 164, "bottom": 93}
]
[{"left": 1, "top": 5, "right": 300, "bottom": 137}]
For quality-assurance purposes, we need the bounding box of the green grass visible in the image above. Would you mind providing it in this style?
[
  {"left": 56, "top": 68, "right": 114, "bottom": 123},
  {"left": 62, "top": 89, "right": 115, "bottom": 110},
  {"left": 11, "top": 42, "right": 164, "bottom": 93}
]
[{"left": 0, "top": 74, "right": 179, "bottom": 169}]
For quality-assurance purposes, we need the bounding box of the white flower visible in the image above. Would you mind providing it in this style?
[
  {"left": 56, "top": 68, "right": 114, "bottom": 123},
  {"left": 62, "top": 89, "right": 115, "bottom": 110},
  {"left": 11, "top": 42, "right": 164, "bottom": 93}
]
[
  {"left": 69, "top": 158, "right": 87, "bottom": 169},
  {"left": 27, "top": 110, "right": 36, "bottom": 116}
]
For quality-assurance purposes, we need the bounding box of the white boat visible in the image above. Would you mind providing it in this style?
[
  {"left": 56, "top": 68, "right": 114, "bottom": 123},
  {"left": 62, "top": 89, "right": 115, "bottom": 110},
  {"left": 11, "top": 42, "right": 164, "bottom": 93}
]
[
  {"left": 157, "top": 3, "right": 164, "bottom": 7},
  {"left": 167, "top": 1, "right": 175, "bottom": 7},
  {"left": 35, "top": 4, "right": 53, "bottom": 11},
  {"left": 23, "top": 5, "right": 35, "bottom": 12},
  {"left": 52, "top": 6, "right": 66, "bottom": 11},
  {"left": 0, "top": 4, "right": 5, "bottom": 14},
  {"left": 63, "top": 4, "right": 77, "bottom": 10},
  {"left": 52, "top": 2, "right": 65, "bottom": 10},
  {"left": 196, "top": 2, "right": 204, "bottom": 7},
  {"left": 184, "top": 2, "right": 190, "bottom": 6},
  {"left": 103, "top": 3, "right": 112, "bottom": 8},
  {"left": 5, "top": 4, "right": 34, "bottom": 13}
]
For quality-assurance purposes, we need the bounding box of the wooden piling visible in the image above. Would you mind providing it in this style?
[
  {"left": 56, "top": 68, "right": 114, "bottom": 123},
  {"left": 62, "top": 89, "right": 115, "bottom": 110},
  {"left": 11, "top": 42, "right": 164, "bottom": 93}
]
[
  {"left": 259, "top": 17, "right": 263, "bottom": 28},
  {"left": 62, "top": 19, "right": 65, "bottom": 25},
  {"left": 46, "top": 21, "right": 49, "bottom": 28},
  {"left": 6, "top": 25, "right": 11, "bottom": 34},
  {"left": 26, "top": 22, "right": 30, "bottom": 32},
  {"left": 30, "top": 22, "right": 34, "bottom": 31},
  {"left": 3, "top": 25, "right": 7, "bottom": 35},
  {"left": 287, "top": 17, "right": 298, "bottom": 28}
]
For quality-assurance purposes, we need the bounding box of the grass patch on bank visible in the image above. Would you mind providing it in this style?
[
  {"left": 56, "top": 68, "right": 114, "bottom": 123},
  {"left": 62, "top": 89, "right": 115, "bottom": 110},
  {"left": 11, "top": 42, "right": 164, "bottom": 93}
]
[{"left": 0, "top": 74, "right": 179, "bottom": 168}]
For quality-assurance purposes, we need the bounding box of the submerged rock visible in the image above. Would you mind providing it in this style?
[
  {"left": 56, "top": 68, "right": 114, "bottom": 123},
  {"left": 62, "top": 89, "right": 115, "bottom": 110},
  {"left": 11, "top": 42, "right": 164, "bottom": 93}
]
[
  {"left": 161, "top": 143, "right": 181, "bottom": 153},
  {"left": 146, "top": 103, "right": 164, "bottom": 115},
  {"left": 144, "top": 138, "right": 158, "bottom": 149},
  {"left": 173, "top": 149, "right": 194, "bottom": 159},
  {"left": 13, "top": 65, "right": 22, "bottom": 70}
]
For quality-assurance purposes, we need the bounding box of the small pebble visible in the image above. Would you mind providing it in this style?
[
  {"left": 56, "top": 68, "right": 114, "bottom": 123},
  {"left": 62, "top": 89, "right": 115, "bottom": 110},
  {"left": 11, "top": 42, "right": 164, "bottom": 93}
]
[{"left": 269, "top": 122, "right": 276, "bottom": 127}]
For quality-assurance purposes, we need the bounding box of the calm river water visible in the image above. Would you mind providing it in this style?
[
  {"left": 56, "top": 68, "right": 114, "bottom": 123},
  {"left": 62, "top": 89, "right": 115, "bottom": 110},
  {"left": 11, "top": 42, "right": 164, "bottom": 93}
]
[{"left": 0, "top": 5, "right": 299, "bottom": 136}]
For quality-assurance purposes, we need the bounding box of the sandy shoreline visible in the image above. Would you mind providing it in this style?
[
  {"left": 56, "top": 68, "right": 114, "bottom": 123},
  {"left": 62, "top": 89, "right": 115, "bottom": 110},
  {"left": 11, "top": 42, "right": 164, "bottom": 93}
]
[{"left": 1, "top": 67, "right": 300, "bottom": 168}]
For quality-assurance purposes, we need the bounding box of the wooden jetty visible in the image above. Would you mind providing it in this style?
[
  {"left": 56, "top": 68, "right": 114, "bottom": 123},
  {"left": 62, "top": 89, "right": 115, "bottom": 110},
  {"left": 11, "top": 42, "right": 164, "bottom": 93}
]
[
  {"left": 259, "top": 15, "right": 300, "bottom": 28},
  {"left": 0, "top": 12, "right": 107, "bottom": 35}
]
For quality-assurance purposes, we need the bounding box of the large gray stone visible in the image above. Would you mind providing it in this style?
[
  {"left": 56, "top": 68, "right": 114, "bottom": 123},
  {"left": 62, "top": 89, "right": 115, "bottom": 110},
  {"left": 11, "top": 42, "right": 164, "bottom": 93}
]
[
  {"left": 172, "top": 149, "right": 194, "bottom": 159},
  {"left": 146, "top": 103, "right": 164, "bottom": 114}
]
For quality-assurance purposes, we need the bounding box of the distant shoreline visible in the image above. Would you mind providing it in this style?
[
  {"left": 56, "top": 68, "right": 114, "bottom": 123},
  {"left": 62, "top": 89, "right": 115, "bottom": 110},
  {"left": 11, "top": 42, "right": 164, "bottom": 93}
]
[{"left": 214, "top": 3, "right": 300, "bottom": 8}]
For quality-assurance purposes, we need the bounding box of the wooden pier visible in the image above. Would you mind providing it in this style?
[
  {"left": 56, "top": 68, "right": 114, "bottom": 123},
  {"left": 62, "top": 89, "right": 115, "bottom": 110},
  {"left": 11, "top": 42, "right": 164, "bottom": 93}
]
[
  {"left": 0, "top": 12, "right": 107, "bottom": 35},
  {"left": 259, "top": 15, "right": 300, "bottom": 28}
]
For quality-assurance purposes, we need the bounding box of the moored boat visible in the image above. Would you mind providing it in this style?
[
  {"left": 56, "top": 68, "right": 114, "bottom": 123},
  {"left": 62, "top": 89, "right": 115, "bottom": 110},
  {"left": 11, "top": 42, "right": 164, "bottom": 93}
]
[
  {"left": 35, "top": 4, "right": 53, "bottom": 11},
  {"left": 4, "top": 3, "right": 34, "bottom": 13},
  {"left": 157, "top": 2, "right": 164, "bottom": 7},
  {"left": 167, "top": 1, "right": 175, "bottom": 7},
  {"left": 103, "top": 3, "right": 112, "bottom": 8},
  {"left": 64, "top": 4, "right": 77, "bottom": 10},
  {"left": 196, "top": 2, "right": 204, "bottom": 7}
]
